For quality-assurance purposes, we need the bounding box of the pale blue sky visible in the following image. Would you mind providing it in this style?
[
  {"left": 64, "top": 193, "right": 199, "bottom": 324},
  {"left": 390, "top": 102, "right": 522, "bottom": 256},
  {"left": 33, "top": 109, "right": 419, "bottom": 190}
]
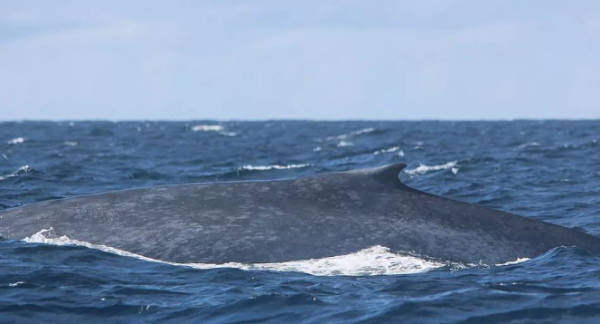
[{"left": 1, "top": 0, "right": 599, "bottom": 120}]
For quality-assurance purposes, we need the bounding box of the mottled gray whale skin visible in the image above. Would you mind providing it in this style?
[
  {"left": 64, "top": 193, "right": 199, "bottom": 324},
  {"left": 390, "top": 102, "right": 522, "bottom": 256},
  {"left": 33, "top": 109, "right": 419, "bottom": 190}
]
[{"left": 1, "top": 163, "right": 599, "bottom": 264}]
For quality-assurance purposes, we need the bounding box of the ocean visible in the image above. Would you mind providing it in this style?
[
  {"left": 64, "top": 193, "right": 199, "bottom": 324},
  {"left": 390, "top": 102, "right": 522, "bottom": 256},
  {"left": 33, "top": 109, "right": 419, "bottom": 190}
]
[{"left": 1, "top": 120, "right": 600, "bottom": 323}]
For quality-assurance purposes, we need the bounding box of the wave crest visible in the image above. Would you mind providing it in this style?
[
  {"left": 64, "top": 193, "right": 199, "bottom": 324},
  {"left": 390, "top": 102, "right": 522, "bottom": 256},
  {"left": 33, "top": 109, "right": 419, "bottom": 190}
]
[
  {"left": 191, "top": 124, "right": 223, "bottom": 132},
  {"left": 7, "top": 137, "right": 26, "bottom": 145},
  {"left": 0, "top": 165, "right": 32, "bottom": 181},
  {"left": 405, "top": 161, "right": 459, "bottom": 175},
  {"left": 328, "top": 128, "right": 376, "bottom": 141},
  {"left": 239, "top": 164, "right": 310, "bottom": 171}
]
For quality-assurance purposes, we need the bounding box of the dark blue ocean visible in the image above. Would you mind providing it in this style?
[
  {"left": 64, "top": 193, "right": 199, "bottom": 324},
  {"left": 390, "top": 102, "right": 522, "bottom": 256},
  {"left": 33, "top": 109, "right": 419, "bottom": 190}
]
[{"left": 1, "top": 120, "right": 600, "bottom": 324}]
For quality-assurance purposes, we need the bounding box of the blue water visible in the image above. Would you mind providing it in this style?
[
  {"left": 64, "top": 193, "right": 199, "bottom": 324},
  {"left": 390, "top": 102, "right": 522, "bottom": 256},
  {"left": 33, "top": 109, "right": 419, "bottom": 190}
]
[{"left": 1, "top": 120, "right": 600, "bottom": 323}]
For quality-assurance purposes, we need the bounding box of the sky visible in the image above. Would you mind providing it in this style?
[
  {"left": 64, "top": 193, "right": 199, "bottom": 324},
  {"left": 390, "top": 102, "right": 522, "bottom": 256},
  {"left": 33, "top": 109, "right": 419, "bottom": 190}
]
[{"left": 0, "top": 0, "right": 599, "bottom": 120}]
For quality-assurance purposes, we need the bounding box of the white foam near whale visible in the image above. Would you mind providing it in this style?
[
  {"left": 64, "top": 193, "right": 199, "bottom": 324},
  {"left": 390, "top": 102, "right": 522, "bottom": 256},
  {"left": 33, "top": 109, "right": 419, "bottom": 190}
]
[
  {"left": 23, "top": 228, "right": 529, "bottom": 276},
  {"left": 405, "top": 161, "right": 459, "bottom": 175},
  {"left": 24, "top": 228, "right": 447, "bottom": 276}
]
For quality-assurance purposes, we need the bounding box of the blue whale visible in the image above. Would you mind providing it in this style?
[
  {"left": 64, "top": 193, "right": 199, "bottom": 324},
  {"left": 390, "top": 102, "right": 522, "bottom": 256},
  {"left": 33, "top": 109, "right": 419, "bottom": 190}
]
[{"left": 0, "top": 163, "right": 598, "bottom": 264}]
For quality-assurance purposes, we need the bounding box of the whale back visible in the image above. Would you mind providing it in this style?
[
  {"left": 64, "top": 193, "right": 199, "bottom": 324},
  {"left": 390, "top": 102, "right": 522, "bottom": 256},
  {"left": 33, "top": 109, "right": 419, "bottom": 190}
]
[{"left": 1, "top": 163, "right": 599, "bottom": 264}]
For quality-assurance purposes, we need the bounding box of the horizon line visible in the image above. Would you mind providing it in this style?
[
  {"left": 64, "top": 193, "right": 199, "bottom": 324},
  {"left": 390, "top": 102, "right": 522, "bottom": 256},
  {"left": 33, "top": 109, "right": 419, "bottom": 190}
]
[{"left": 2, "top": 118, "right": 600, "bottom": 123}]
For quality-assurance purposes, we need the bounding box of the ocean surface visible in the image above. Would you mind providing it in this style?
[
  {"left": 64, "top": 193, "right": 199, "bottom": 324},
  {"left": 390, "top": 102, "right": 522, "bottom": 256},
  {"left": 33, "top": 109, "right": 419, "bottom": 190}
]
[{"left": 1, "top": 120, "right": 600, "bottom": 324}]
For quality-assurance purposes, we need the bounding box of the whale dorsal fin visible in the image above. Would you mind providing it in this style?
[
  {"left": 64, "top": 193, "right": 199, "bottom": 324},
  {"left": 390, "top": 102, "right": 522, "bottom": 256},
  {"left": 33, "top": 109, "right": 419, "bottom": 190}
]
[{"left": 369, "top": 163, "right": 407, "bottom": 189}]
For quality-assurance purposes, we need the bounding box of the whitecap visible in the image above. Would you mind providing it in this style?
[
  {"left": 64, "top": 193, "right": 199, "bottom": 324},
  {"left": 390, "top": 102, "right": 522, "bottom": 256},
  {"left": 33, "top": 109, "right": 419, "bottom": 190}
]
[
  {"left": 0, "top": 165, "right": 32, "bottom": 181},
  {"left": 240, "top": 164, "right": 310, "bottom": 171},
  {"left": 64, "top": 141, "right": 78, "bottom": 146},
  {"left": 313, "top": 146, "right": 322, "bottom": 152},
  {"left": 7, "top": 137, "right": 26, "bottom": 145},
  {"left": 518, "top": 142, "right": 540, "bottom": 149},
  {"left": 191, "top": 125, "right": 224, "bottom": 132},
  {"left": 328, "top": 127, "right": 375, "bottom": 141},
  {"left": 218, "top": 131, "right": 237, "bottom": 137},
  {"left": 496, "top": 258, "right": 530, "bottom": 266},
  {"left": 8, "top": 281, "right": 25, "bottom": 287},
  {"left": 337, "top": 141, "right": 354, "bottom": 147},
  {"left": 373, "top": 146, "right": 400, "bottom": 155},
  {"left": 405, "top": 161, "right": 458, "bottom": 175},
  {"left": 23, "top": 229, "right": 445, "bottom": 276}
]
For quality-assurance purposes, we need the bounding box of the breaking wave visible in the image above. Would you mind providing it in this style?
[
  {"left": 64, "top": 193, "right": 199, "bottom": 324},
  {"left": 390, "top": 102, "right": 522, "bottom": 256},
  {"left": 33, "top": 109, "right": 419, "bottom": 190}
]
[
  {"left": 337, "top": 141, "right": 354, "bottom": 147},
  {"left": 191, "top": 124, "right": 223, "bottom": 132},
  {"left": 7, "top": 137, "right": 26, "bottom": 145},
  {"left": 328, "top": 128, "right": 376, "bottom": 141},
  {"left": 405, "top": 161, "right": 459, "bottom": 175},
  {"left": 518, "top": 142, "right": 541, "bottom": 149},
  {"left": 373, "top": 146, "right": 404, "bottom": 157},
  {"left": 190, "top": 124, "right": 237, "bottom": 136},
  {"left": 239, "top": 164, "right": 310, "bottom": 171},
  {"left": 0, "top": 165, "right": 32, "bottom": 181}
]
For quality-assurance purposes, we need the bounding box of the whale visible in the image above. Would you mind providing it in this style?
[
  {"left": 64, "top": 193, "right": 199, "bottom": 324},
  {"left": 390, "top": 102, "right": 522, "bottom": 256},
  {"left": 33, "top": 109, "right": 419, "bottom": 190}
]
[{"left": 0, "top": 163, "right": 599, "bottom": 265}]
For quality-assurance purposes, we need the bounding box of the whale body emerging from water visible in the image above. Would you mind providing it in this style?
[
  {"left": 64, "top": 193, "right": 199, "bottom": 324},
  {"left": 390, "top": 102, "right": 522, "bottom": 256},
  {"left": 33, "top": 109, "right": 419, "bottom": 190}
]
[{"left": 0, "top": 163, "right": 599, "bottom": 265}]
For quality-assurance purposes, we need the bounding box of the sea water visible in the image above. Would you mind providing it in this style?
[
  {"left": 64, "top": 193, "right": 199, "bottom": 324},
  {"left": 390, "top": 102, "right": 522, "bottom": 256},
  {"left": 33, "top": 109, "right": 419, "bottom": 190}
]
[{"left": 1, "top": 120, "right": 600, "bottom": 323}]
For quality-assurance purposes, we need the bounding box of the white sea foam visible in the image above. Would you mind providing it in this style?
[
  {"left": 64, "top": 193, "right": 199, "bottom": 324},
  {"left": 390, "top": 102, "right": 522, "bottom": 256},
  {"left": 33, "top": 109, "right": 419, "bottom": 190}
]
[
  {"left": 328, "top": 128, "right": 375, "bottom": 141},
  {"left": 7, "top": 137, "right": 26, "bottom": 145},
  {"left": 24, "top": 229, "right": 446, "bottom": 276},
  {"left": 405, "top": 161, "right": 459, "bottom": 175},
  {"left": 374, "top": 146, "right": 400, "bottom": 155},
  {"left": 239, "top": 246, "right": 446, "bottom": 276},
  {"left": 496, "top": 258, "right": 530, "bottom": 266},
  {"left": 518, "top": 142, "right": 540, "bottom": 149},
  {"left": 191, "top": 124, "right": 224, "bottom": 132},
  {"left": 23, "top": 229, "right": 531, "bottom": 275},
  {"left": 0, "top": 165, "right": 31, "bottom": 181},
  {"left": 8, "top": 281, "right": 25, "bottom": 287},
  {"left": 191, "top": 124, "right": 236, "bottom": 136},
  {"left": 64, "top": 141, "right": 78, "bottom": 146},
  {"left": 240, "top": 164, "right": 310, "bottom": 171},
  {"left": 337, "top": 141, "right": 354, "bottom": 147}
]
